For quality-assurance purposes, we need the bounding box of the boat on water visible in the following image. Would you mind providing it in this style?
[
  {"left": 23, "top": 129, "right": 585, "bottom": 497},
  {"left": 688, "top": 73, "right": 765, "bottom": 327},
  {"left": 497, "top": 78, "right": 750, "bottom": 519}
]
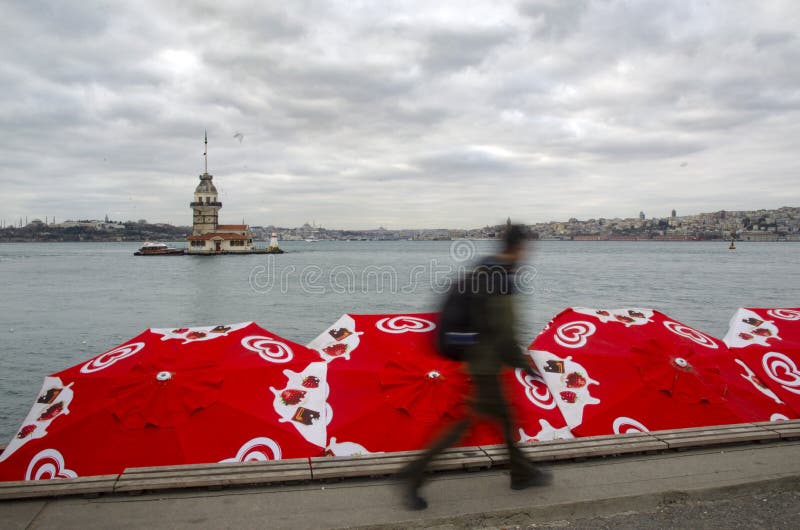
[
  {"left": 729, "top": 238, "right": 736, "bottom": 250},
  {"left": 134, "top": 242, "right": 186, "bottom": 256}
]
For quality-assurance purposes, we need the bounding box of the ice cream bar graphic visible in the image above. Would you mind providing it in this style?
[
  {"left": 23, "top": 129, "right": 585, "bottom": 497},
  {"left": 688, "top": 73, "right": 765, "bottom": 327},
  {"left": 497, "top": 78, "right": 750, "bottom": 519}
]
[{"left": 544, "top": 360, "right": 565, "bottom": 373}]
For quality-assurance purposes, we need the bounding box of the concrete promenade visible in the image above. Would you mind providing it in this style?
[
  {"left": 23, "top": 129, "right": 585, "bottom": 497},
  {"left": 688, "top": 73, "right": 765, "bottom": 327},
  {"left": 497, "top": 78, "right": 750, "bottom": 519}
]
[{"left": 3, "top": 440, "right": 799, "bottom": 529}]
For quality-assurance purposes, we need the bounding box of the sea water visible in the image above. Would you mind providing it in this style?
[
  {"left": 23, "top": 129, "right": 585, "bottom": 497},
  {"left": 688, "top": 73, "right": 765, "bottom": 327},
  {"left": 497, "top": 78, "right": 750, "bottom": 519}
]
[{"left": 0, "top": 240, "right": 797, "bottom": 442}]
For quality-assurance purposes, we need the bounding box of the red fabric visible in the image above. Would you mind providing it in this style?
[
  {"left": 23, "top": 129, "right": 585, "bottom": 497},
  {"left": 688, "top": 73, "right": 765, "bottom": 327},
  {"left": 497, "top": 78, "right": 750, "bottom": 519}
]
[
  {"left": 307, "top": 313, "right": 567, "bottom": 455},
  {"left": 0, "top": 323, "right": 325, "bottom": 481},
  {"left": 723, "top": 308, "right": 800, "bottom": 417},
  {"left": 380, "top": 352, "right": 471, "bottom": 423},
  {"left": 529, "top": 308, "right": 797, "bottom": 437},
  {"left": 632, "top": 338, "right": 729, "bottom": 405},
  {"left": 308, "top": 313, "right": 471, "bottom": 455}
]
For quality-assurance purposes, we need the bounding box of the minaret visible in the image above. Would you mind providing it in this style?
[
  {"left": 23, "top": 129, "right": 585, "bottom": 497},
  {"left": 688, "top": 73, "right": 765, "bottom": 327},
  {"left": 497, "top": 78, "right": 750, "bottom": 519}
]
[{"left": 190, "top": 130, "right": 222, "bottom": 236}]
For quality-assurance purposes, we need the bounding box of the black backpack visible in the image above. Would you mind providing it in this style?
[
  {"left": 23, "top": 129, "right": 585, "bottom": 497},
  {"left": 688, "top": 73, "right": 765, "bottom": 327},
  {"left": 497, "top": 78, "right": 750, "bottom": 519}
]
[
  {"left": 436, "top": 258, "right": 515, "bottom": 360},
  {"left": 436, "top": 272, "right": 481, "bottom": 360}
]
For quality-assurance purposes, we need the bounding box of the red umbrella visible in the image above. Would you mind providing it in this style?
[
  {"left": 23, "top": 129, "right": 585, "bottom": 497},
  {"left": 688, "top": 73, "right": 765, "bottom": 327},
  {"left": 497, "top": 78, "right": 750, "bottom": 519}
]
[
  {"left": 529, "top": 307, "right": 796, "bottom": 437},
  {"left": 723, "top": 307, "right": 800, "bottom": 417},
  {"left": 307, "top": 313, "right": 472, "bottom": 455},
  {"left": 307, "top": 313, "right": 569, "bottom": 455},
  {"left": 0, "top": 322, "right": 325, "bottom": 481}
]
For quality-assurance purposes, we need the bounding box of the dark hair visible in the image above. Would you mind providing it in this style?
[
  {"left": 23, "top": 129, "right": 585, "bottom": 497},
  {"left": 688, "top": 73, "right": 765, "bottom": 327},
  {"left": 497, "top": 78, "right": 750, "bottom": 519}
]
[{"left": 503, "top": 223, "right": 527, "bottom": 250}]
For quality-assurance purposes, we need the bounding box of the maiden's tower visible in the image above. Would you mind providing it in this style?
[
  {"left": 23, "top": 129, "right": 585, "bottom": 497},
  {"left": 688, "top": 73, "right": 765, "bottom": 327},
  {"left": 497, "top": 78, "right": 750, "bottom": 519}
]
[{"left": 186, "top": 132, "right": 255, "bottom": 254}]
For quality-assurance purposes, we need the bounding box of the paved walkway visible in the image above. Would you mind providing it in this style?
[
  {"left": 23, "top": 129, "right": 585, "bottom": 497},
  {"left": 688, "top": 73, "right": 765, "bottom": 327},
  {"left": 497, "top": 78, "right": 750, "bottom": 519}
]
[{"left": 3, "top": 440, "right": 800, "bottom": 529}]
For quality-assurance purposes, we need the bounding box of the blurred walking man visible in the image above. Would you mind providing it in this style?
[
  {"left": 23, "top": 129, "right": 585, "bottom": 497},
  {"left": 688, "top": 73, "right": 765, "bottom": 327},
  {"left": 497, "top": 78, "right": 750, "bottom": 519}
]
[{"left": 402, "top": 224, "right": 551, "bottom": 510}]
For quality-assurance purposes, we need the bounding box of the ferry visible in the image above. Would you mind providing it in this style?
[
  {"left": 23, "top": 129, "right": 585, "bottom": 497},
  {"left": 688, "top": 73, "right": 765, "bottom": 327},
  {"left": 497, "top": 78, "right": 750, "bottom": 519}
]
[{"left": 134, "top": 242, "right": 185, "bottom": 256}]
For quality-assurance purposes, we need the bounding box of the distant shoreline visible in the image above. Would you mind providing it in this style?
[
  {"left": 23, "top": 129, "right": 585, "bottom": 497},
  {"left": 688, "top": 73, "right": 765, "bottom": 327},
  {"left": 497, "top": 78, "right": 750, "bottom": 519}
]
[{"left": 1, "top": 238, "right": 797, "bottom": 244}]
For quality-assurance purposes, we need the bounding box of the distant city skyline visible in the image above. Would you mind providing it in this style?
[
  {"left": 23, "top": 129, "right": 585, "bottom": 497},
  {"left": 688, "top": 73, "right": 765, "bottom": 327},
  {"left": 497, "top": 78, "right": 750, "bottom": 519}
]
[
  {"left": 2, "top": 2, "right": 799, "bottom": 229},
  {"left": 4, "top": 204, "right": 797, "bottom": 233},
  {"left": 4, "top": 205, "right": 798, "bottom": 244}
]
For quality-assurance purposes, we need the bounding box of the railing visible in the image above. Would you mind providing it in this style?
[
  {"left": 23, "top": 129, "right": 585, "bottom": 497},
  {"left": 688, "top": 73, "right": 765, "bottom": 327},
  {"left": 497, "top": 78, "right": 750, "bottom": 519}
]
[{"left": 189, "top": 202, "right": 223, "bottom": 207}]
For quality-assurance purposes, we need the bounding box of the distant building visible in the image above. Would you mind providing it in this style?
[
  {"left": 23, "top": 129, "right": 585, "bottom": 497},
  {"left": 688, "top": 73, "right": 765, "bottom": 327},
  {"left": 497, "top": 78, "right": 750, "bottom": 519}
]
[{"left": 186, "top": 132, "right": 254, "bottom": 254}]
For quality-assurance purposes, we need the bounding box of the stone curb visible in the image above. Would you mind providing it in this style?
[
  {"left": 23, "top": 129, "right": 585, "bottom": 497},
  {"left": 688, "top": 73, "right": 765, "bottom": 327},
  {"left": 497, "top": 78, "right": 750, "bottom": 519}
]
[{"left": 1, "top": 419, "right": 798, "bottom": 501}]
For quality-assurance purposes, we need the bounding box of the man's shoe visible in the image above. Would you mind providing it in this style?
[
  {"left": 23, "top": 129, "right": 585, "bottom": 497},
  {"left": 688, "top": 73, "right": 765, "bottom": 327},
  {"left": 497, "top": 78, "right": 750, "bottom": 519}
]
[
  {"left": 510, "top": 468, "right": 553, "bottom": 490},
  {"left": 405, "top": 488, "right": 428, "bottom": 510}
]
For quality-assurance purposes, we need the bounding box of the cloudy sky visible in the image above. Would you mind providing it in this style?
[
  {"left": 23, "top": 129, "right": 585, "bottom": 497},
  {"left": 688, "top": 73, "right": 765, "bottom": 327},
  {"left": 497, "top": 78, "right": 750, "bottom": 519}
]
[{"left": 1, "top": 1, "right": 798, "bottom": 229}]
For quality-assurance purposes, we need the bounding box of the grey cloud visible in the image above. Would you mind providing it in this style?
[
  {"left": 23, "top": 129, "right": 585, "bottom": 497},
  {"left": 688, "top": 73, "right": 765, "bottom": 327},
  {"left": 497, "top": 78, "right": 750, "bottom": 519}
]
[
  {"left": 579, "top": 136, "right": 706, "bottom": 160},
  {"left": 667, "top": 108, "right": 762, "bottom": 132},
  {"left": 415, "top": 148, "right": 519, "bottom": 175},
  {"left": 1, "top": 5, "right": 164, "bottom": 87},
  {"left": 711, "top": 76, "right": 800, "bottom": 113},
  {"left": 517, "top": 0, "right": 589, "bottom": 40},
  {"left": 285, "top": 64, "right": 416, "bottom": 105},
  {"left": 385, "top": 102, "right": 451, "bottom": 129},
  {"left": 753, "top": 31, "right": 796, "bottom": 50},
  {"left": 211, "top": 5, "right": 306, "bottom": 42},
  {"left": 421, "top": 27, "right": 513, "bottom": 72},
  {"left": 7, "top": 1, "right": 111, "bottom": 39},
  {"left": 203, "top": 52, "right": 417, "bottom": 117}
]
